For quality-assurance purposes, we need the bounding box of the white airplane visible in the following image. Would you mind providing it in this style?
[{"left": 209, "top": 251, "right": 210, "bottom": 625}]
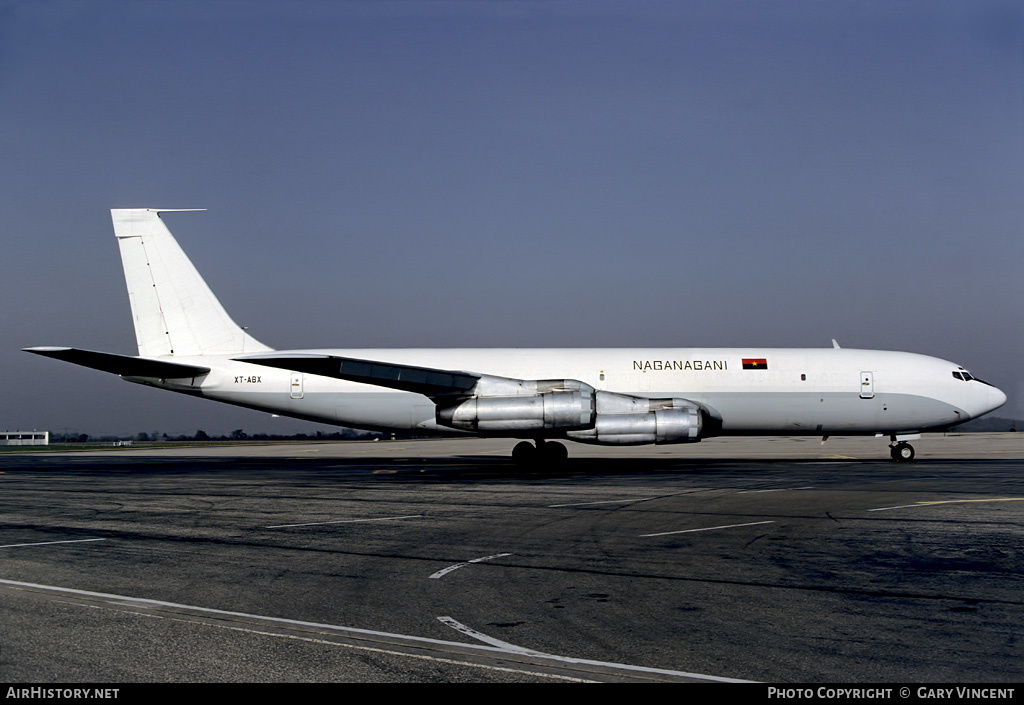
[{"left": 26, "top": 208, "right": 1006, "bottom": 462}]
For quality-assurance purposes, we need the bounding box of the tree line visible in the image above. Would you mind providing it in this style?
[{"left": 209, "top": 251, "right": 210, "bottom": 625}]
[{"left": 49, "top": 428, "right": 384, "bottom": 443}]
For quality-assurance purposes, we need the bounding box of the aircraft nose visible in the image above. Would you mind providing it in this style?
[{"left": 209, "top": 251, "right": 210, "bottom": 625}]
[
  {"left": 965, "top": 382, "right": 1006, "bottom": 421},
  {"left": 989, "top": 385, "right": 1008, "bottom": 413}
]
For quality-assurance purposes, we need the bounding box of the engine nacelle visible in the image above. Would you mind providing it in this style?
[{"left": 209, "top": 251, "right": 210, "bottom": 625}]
[
  {"left": 566, "top": 401, "right": 702, "bottom": 445},
  {"left": 435, "top": 376, "right": 703, "bottom": 445},
  {"left": 436, "top": 383, "right": 594, "bottom": 433},
  {"left": 437, "top": 391, "right": 593, "bottom": 432}
]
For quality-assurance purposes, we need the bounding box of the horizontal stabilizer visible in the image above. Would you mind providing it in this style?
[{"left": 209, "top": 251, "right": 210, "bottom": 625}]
[
  {"left": 24, "top": 347, "right": 210, "bottom": 378},
  {"left": 238, "top": 353, "right": 479, "bottom": 397}
]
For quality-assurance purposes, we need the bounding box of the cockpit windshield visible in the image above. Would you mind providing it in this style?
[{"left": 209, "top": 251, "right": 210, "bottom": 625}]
[{"left": 952, "top": 368, "right": 992, "bottom": 386}]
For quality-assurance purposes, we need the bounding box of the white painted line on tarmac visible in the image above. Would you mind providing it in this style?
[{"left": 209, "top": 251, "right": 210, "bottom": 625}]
[
  {"left": 868, "top": 498, "right": 1024, "bottom": 512},
  {"left": 641, "top": 521, "right": 775, "bottom": 537},
  {"left": 0, "top": 538, "right": 106, "bottom": 549},
  {"left": 916, "top": 498, "right": 1024, "bottom": 505},
  {"left": 267, "top": 515, "right": 422, "bottom": 528},
  {"left": 0, "top": 578, "right": 754, "bottom": 683},
  {"left": 867, "top": 503, "right": 926, "bottom": 512},
  {"left": 548, "top": 498, "right": 656, "bottom": 508},
  {"left": 437, "top": 616, "right": 534, "bottom": 654},
  {"left": 433, "top": 614, "right": 752, "bottom": 682},
  {"left": 429, "top": 552, "right": 513, "bottom": 579},
  {"left": 738, "top": 486, "right": 814, "bottom": 494}
]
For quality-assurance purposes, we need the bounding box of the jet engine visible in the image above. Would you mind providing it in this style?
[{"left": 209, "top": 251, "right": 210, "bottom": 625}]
[
  {"left": 434, "top": 377, "right": 703, "bottom": 445},
  {"left": 436, "top": 390, "right": 592, "bottom": 432},
  {"left": 567, "top": 396, "right": 701, "bottom": 445}
]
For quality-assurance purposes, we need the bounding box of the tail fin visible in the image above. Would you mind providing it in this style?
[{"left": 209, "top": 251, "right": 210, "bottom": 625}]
[{"left": 111, "top": 209, "right": 272, "bottom": 357}]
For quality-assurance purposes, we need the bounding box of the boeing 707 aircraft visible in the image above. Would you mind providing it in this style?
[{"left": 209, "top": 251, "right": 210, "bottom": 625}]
[{"left": 26, "top": 209, "right": 1007, "bottom": 462}]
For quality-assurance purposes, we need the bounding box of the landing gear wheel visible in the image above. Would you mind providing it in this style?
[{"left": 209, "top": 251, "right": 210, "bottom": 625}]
[
  {"left": 538, "top": 440, "right": 568, "bottom": 463},
  {"left": 512, "top": 440, "right": 568, "bottom": 464},
  {"left": 512, "top": 441, "right": 537, "bottom": 464},
  {"left": 890, "top": 442, "right": 915, "bottom": 462}
]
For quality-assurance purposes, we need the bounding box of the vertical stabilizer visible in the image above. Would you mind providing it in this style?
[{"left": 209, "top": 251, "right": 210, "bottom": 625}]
[{"left": 111, "top": 209, "right": 273, "bottom": 357}]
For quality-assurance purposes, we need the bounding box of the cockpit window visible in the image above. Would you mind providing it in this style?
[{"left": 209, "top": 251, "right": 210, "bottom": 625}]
[{"left": 952, "top": 368, "right": 989, "bottom": 384}]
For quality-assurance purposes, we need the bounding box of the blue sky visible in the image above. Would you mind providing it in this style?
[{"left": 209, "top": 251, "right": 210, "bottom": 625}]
[{"left": 2, "top": 0, "right": 1022, "bottom": 437}]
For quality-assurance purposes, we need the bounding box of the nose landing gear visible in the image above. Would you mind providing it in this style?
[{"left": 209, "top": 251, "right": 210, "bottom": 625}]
[{"left": 889, "top": 440, "right": 915, "bottom": 462}]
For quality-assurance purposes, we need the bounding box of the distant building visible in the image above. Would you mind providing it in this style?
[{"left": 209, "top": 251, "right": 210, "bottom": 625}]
[{"left": 0, "top": 431, "right": 49, "bottom": 446}]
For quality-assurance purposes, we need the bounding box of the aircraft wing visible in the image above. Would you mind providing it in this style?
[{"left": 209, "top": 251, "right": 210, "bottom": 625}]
[
  {"left": 24, "top": 347, "right": 210, "bottom": 378},
  {"left": 237, "top": 353, "right": 480, "bottom": 397}
]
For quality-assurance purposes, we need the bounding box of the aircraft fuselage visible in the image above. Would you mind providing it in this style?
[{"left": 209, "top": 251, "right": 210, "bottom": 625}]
[{"left": 130, "top": 347, "right": 1003, "bottom": 438}]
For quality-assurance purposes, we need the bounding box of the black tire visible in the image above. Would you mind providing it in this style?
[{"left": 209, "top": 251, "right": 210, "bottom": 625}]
[
  {"left": 512, "top": 441, "right": 537, "bottom": 464},
  {"left": 892, "top": 442, "right": 915, "bottom": 462},
  {"left": 541, "top": 441, "right": 568, "bottom": 462}
]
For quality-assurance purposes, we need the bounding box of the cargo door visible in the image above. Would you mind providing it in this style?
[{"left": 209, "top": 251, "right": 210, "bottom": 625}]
[{"left": 290, "top": 372, "right": 304, "bottom": 399}]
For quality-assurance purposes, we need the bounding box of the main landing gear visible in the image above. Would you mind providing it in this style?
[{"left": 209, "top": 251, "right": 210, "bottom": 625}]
[
  {"left": 512, "top": 439, "right": 569, "bottom": 464},
  {"left": 889, "top": 440, "right": 915, "bottom": 462}
]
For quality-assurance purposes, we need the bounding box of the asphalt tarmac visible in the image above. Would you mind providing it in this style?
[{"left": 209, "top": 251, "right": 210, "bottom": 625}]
[{"left": 1, "top": 433, "right": 1022, "bottom": 683}]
